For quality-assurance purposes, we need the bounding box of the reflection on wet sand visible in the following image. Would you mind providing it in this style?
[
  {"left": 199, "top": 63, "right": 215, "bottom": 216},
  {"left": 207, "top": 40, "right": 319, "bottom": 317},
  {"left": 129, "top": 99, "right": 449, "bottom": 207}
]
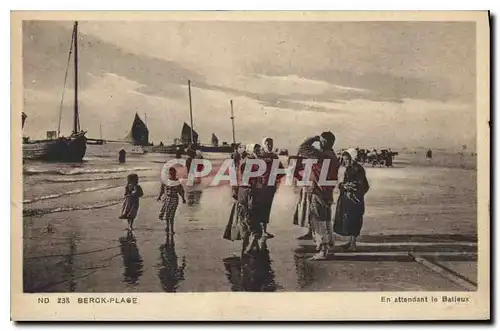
[
  {"left": 294, "top": 253, "right": 315, "bottom": 289},
  {"left": 157, "top": 234, "right": 186, "bottom": 292},
  {"left": 186, "top": 187, "right": 203, "bottom": 223},
  {"left": 223, "top": 242, "right": 280, "bottom": 292},
  {"left": 119, "top": 230, "right": 144, "bottom": 286},
  {"left": 186, "top": 188, "right": 203, "bottom": 206},
  {"left": 63, "top": 233, "right": 78, "bottom": 292}
]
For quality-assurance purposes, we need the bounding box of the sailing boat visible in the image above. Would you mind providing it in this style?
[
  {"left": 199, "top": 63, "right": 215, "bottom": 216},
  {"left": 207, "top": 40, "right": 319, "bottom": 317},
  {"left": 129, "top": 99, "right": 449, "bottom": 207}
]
[
  {"left": 22, "top": 21, "right": 87, "bottom": 162},
  {"left": 124, "top": 113, "right": 149, "bottom": 146},
  {"left": 198, "top": 99, "right": 240, "bottom": 153},
  {"left": 211, "top": 133, "right": 219, "bottom": 147}
]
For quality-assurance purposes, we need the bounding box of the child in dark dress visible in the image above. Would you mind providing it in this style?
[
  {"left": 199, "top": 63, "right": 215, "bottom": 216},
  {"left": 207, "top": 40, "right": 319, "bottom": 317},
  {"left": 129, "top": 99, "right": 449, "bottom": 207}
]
[{"left": 119, "top": 173, "right": 144, "bottom": 230}]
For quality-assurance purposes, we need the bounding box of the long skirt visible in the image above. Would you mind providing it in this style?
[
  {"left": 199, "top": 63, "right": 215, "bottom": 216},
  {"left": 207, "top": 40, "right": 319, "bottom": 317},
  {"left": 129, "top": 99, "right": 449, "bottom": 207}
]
[
  {"left": 308, "top": 193, "right": 333, "bottom": 246},
  {"left": 255, "top": 186, "right": 276, "bottom": 225},
  {"left": 333, "top": 192, "right": 365, "bottom": 236},
  {"left": 120, "top": 197, "right": 139, "bottom": 220},
  {"left": 223, "top": 201, "right": 242, "bottom": 241},
  {"left": 225, "top": 187, "right": 262, "bottom": 253},
  {"left": 159, "top": 195, "right": 179, "bottom": 222},
  {"left": 293, "top": 187, "right": 309, "bottom": 228}
]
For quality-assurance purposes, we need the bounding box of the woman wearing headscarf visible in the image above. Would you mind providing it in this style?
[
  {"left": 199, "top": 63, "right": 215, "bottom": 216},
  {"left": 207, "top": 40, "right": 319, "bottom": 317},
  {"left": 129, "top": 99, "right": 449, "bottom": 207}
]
[
  {"left": 297, "top": 132, "right": 339, "bottom": 260},
  {"left": 333, "top": 148, "right": 370, "bottom": 251},
  {"left": 256, "top": 137, "right": 284, "bottom": 239},
  {"left": 292, "top": 141, "right": 323, "bottom": 240},
  {"left": 224, "top": 143, "right": 265, "bottom": 255}
]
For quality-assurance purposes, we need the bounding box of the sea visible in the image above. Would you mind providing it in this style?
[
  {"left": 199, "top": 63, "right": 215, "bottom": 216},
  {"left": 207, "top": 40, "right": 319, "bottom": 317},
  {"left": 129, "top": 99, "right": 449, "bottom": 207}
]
[{"left": 22, "top": 143, "right": 477, "bottom": 219}]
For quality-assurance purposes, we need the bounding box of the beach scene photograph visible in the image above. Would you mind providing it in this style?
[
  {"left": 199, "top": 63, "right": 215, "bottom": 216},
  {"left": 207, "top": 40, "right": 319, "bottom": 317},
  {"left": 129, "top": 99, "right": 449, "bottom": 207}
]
[{"left": 20, "top": 17, "right": 479, "bottom": 294}]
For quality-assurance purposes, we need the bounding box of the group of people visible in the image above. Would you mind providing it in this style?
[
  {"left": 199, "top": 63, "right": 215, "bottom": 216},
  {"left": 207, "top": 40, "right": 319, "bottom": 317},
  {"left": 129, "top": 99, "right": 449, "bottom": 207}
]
[
  {"left": 118, "top": 131, "right": 370, "bottom": 262},
  {"left": 225, "top": 132, "right": 370, "bottom": 261},
  {"left": 118, "top": 167, "right": 187, "bottom": 234},
  {"left": 347, "top": 148, "right": 396, "bottom": 168},
  {"left": 223, "top": 137, "right": 283, "bottom": 252}
]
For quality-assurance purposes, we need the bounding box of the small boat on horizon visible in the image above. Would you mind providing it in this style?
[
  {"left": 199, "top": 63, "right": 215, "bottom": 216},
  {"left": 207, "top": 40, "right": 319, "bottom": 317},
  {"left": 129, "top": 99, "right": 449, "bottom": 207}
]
[{"left": 148, "top": 88, "right": 243, "bottom": 155}]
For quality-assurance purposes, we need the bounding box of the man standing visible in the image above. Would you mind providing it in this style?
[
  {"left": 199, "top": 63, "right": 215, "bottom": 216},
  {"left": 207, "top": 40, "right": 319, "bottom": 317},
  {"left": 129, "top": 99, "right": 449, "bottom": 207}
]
[{"left": 297, "top": 132, "right": 339, "bottom": 260}]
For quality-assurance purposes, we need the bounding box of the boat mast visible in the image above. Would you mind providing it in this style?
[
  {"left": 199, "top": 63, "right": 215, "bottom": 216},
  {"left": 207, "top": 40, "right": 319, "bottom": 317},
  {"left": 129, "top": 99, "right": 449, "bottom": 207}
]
[
  {"left": 99, "top": 124, "right": 103, "bottom": 140},
  {"left": 73, "top": 21, "right": 79, "bottom": 135},
  {"left": 230, "top": 100, "right": 236, "bottom": 145},
  {"left": 188, "top": 80, "right": 194, "bottom": 144}
]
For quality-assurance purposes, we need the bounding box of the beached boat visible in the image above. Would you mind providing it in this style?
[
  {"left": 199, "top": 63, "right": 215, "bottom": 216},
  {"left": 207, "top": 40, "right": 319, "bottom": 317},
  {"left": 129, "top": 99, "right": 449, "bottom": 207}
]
[
  {"left": 124, "top": 113, "right": 149, "bottom": 146},
  {"left": 22, "top": 21, "right": 87, "bottom": 162},
  {"left": 199, "top": 143, "right": 238, "bottom": 153},
  {"left": 129, "top": 146, "right": 146, "bottom": 155},
  {"left": 148, "top": 84, "right": 242, "bottom": 155}
]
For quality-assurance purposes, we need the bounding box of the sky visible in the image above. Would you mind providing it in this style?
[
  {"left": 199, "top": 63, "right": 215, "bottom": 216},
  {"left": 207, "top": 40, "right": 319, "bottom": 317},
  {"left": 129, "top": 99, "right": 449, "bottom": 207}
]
[{"left": 22, "top": 20, "right": 476, "bottom": 151}]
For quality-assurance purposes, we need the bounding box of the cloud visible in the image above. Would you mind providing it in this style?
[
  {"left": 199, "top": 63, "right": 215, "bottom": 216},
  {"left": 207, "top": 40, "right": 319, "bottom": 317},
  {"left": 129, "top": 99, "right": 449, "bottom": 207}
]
[
  {"left": 22, "top": 20, "right": 476, "bottom": 151},
  {"left": 23, "top": 21, "right": 202, "bottom": 94}
]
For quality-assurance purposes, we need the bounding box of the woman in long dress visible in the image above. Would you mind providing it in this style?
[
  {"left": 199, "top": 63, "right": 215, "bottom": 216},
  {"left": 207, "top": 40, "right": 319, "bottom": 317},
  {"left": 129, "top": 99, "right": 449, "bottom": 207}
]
[
  {"left": 257, "top": 137, "right": 284, "bottom": 239},
  {"left": 292, "top": 141, "right": 324, "bottom": 240},
  {"left": 333, "top": 148, "right": 370, "bottom": 251},
  {"left": 224, "top": 144, "right": 265, "bottom": 255}
]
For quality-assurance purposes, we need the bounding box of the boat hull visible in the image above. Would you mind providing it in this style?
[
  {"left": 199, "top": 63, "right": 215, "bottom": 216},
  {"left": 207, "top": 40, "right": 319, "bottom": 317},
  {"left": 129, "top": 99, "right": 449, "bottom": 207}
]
[
  {"left": 147, "top": 144, "right": 180, "bottom": 154},
  {"left": 23, "top": 134, "right": 87, "bottom": 162},
  {"left": 148, "top": 143, "right": 239, "bottom": 155},
  {"left": 199, "top": 145, "right": 235, "bottom": 153}
]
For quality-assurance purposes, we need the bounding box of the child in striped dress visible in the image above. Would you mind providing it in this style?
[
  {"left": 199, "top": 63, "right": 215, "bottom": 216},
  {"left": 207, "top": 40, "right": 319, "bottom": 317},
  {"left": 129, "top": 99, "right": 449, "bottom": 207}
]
[{"left": 158, "top": 167, "right": 186, "bottom": 234}]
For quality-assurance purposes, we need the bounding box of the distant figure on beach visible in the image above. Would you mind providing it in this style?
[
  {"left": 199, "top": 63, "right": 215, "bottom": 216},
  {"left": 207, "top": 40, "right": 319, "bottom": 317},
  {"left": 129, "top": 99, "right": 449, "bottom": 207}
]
[
  {"left": 336, "top": 151, "right": 343, "bottom": 166},
  {"left": 257, "top": 137, "right": 284, "bottom": 239},
  {"left": 158, "top": 167, "right": 186, "bottom": 234},
  {"left": 333, "top": 149, "right": 370, "bottom": 251},
  {"left": 426, "top": 148, "right": 433, "bottom": 159},
  {"left": 385, "top": 149, "right": 393, "bottom": 167},
  {"left": 119, "top": 174, "right": 144, "bottom": 230},
  {"left": 185, "top": 144, "right": 198, "bottom": 175},
  {"left": 186, "top": 150, "right": 205, "bottom": 184},
  {"left": 118, "top": 149, "right": 126, "bottom": 163},
  {"left": 232, "top": 145, "right": 247, "bottom": 170},
  {"left": 296, "top": 132, "right": 339, "bottom": 260}
]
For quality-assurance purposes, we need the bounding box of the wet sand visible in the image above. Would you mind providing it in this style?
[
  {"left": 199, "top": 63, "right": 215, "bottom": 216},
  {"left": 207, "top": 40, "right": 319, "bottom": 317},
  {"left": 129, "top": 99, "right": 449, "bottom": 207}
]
[{"left": 23, "top": 164, "right": 477, "bottom": 292}]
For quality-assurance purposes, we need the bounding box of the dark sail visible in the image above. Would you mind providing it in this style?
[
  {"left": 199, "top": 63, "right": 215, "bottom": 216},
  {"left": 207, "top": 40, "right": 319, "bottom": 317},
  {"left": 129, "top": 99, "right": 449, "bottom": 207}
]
[
  {"left": 211, "top": 133, "right": 219, "bottom": 147},
  {"left": 22, "top": 112, "right": 27, "bottom": 128},
  {"left": 125, "top": 113, "right": 149, "bottom": 146},
  {"left": 180, "top": 122, "right": 198, "bottom": 144}
]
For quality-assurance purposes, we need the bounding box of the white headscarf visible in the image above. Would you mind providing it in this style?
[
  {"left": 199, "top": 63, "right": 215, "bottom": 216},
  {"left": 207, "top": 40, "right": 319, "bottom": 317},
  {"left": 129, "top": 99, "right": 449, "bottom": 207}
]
[
  {"left": 345, "top": 148, "right": 358, "bottom": 161},
  {"left": 261, "top": 137, "right": 274, "bottom": 153},
  {"left": 246, "top": 144, "right": 256, "bottom": 154}
]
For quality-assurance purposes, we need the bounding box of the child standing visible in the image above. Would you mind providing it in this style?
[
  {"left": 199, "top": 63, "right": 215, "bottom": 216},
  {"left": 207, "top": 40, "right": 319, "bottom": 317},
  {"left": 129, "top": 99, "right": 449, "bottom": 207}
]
[
  {"left": 119, "top": 173, "right": 144, "bottom": 230},
  {"left": 158, "top": 167, "right": 186, "bottom": 234}
]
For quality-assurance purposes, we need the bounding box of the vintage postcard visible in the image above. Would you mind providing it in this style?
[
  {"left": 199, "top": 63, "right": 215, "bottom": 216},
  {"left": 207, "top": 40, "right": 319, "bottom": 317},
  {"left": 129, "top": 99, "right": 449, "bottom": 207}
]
[{"left": 11, "top": 11, "right": 490, "bottom": 321}]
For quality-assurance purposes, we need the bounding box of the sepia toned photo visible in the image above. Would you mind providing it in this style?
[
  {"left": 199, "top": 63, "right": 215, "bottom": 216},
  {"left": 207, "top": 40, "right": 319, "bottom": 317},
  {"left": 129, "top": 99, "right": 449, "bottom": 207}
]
[{"left": 11, "top": 11, "right": 490, "bottom": 321}]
